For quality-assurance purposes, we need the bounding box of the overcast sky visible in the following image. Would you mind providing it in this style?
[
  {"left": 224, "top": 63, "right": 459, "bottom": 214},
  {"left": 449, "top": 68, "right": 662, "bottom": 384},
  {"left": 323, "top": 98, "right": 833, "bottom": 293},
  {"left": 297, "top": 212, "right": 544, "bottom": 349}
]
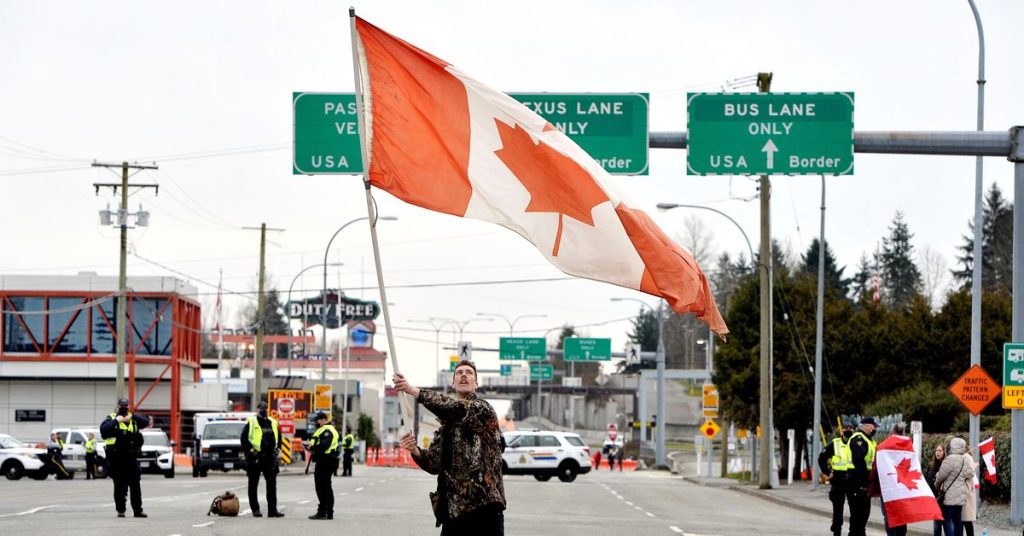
[{"left": 1, "top": 1, "right": 1021, "bottom": 386}]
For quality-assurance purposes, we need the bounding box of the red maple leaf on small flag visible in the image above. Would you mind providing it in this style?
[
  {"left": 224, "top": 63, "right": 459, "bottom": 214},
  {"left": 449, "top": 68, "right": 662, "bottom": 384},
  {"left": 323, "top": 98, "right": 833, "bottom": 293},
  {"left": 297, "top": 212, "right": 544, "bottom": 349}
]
[
  {"left": 891, "top": 457, "right": 922, "bottom": 490},
  {"left": 494, "top": 119, "right": 608, "bottom": 257}
]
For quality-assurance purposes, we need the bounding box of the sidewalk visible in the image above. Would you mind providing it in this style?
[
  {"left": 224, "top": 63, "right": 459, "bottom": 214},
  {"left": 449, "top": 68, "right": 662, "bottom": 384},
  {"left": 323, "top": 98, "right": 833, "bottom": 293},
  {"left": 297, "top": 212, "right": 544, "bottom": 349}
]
[{"left": 681, "top": 476, "right": 1019, "bottom": 536}]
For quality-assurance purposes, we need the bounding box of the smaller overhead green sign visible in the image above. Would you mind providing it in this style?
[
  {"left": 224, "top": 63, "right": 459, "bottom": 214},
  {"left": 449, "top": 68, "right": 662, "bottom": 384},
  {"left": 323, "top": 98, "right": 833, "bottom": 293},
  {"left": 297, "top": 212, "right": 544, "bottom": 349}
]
[
  {"left": 530, "top": 364, "right": 554, "bottom": 381},
  {"left": 500, "top": 337, "right": 547, "bottom": 361},
  {"left": 563, "top": 338, "right": 612, "bottom": 361}
]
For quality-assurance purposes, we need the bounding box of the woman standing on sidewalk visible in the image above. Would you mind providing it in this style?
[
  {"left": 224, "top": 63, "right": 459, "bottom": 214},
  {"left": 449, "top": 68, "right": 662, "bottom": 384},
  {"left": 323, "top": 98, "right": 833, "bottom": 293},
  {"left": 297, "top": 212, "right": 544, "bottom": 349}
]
[
  {"left": 925, "top": 443, "right": 947, "bottom": 536},
  {"left": 935, "top": 437, "right": 974, "bottom": 536}
]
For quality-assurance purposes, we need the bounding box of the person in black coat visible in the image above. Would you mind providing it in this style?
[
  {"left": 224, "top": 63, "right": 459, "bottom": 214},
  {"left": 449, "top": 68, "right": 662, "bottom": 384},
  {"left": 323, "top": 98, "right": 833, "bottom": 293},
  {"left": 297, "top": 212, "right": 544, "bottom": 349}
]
[
  {"left": 100, "top": 398, "right": 150, "bottom": 518},
  {"left": 240, "top": 401, "right": 283, "bottom": 518}
]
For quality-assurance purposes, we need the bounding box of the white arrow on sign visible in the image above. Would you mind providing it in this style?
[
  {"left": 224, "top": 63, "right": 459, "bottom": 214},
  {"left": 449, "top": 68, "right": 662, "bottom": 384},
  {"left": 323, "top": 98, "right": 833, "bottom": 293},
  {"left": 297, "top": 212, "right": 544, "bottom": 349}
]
[{"left": 762, "top": 139, "right": 778, "bottom": 169}]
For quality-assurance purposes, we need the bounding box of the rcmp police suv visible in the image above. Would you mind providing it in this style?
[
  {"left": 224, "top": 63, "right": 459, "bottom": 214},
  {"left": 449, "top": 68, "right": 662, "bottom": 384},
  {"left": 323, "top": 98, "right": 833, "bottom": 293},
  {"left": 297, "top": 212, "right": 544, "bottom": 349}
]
[
  {"left": 501, "top": 430, "right": 592, "bottom": 482},
  {"left": 0, "top": 433, "right": 48, "bottom": 480}
]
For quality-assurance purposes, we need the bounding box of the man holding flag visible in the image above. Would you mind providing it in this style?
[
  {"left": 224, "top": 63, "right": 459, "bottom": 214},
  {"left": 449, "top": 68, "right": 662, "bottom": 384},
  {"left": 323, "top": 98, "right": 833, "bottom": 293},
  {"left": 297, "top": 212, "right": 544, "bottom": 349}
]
[{"left": 869, "top": 422, "right": 943, "bottom": 534}]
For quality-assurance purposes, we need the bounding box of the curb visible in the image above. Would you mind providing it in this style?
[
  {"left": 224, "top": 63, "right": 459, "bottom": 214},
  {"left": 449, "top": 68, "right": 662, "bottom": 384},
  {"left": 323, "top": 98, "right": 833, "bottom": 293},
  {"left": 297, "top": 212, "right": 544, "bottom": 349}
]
[{"left": 682, "top": 477, "right": 933, "bottom": 536}]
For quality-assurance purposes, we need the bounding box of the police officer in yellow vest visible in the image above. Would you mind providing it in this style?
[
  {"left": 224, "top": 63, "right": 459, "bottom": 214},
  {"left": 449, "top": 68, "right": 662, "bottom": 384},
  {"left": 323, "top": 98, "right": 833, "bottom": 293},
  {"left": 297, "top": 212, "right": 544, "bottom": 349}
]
[
  {"left": 308, "top": 412, "right": 339, "bottom": 520},
  {"left": 85, "top": 432, "right": 98, "bottom": 480},
  {"left": 817, "top": 421, "right": 855, "bottom": 536},
  {"left": 341, "top": 425, "right": 355, "bottom": 477},
  {"left": 240, "top": 401, "right": 284, "bottom": 518},
  {"left": 847, "top": 416, "right": 878, "bottom": 536},
  {"left": 100, "top": 398, "right": 150, "bottom": 518}
]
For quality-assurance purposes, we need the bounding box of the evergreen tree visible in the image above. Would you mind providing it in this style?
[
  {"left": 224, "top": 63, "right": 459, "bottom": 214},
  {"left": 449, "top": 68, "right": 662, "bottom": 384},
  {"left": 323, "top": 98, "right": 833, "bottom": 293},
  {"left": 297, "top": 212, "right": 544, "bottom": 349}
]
[
  {"left": 880, "top": 212, "right": 922, "bottom": 308},
  {"left": 800, "top": 239, "right": 849, "bottom": 295},
  {"left": 954, "top": 184, "right": 1014, "bottom": 293},
  {"left": 849, "top": 253, "right": 875, "bottom": 303}
]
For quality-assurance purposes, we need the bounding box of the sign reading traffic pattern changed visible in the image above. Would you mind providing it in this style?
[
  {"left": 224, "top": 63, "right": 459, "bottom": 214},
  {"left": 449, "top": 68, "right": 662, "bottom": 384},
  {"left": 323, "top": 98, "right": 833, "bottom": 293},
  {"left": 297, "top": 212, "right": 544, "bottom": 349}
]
[
  {"left": 563, "top": 337, "right": 612, "bottom": 361},
  {"left": 948, "top": 364, "right": 1001, "bottom": 416},
  {"left": 1003, "top": 343, "right": 1024, "bottom": 409},
  {"left": 687, "top": 92, "right": 854, "bottom": 176},
  {"left": 293, "top": 92, "right": 648, "bottom": 175}
]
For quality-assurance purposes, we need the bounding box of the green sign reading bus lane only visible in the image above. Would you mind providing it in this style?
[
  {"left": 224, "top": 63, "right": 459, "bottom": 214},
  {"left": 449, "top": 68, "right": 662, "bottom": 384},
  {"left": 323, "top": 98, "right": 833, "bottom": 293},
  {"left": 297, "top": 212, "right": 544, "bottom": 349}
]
[{"left": 687, "top": 92, "right": 854, "bottom": 176}]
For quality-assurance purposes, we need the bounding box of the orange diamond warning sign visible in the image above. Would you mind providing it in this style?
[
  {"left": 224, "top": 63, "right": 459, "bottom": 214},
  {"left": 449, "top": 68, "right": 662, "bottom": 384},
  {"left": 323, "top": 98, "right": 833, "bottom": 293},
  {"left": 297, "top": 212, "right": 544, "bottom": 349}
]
[
  {"left": 700, "top": 419, "right": 720, "bottom": 440},
  {"left": 948, "top": 364, "right": 1001, "bottom": 416}
]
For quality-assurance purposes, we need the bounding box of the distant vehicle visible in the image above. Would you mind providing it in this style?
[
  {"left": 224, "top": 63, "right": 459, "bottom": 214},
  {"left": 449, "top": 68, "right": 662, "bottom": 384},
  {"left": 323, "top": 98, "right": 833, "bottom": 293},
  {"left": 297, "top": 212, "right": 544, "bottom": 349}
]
[
  {"left": 0, "top": 434, "right": 48, "bottom": 480},
  {"left": 139, "top": 429, "right": 175, "bottom": 478},
  {"left": 1011, "top": 369, "right": 1024, "bottom": 383},
  {"left": 502, "top": 430, "right": 592, "bottom": 483},
  {"left": 51, "top": 427, "right": 107, "bottom": 478},
  {"left": 192, "top": 412, "right": 253, "bottom": 477},
  {"left": 1008, "top": 349, "right": 1024, "bottom": 363}
]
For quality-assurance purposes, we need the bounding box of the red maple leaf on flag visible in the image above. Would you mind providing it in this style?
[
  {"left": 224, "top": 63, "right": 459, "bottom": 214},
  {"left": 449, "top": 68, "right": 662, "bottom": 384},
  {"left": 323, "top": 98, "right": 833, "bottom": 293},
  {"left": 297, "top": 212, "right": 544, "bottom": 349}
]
[
  {"left": 493, "top": 119, "right": 608, "bottom": 257},
  {"left": 891, "top": 457, "right": 922, "bottom": 490}
]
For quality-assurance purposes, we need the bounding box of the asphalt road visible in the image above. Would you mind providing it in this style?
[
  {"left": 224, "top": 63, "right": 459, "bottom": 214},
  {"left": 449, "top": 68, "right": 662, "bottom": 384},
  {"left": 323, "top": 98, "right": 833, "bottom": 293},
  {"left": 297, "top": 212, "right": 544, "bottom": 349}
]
[{"left": 0, "top": 465, "right": 887, "bottom": 535}]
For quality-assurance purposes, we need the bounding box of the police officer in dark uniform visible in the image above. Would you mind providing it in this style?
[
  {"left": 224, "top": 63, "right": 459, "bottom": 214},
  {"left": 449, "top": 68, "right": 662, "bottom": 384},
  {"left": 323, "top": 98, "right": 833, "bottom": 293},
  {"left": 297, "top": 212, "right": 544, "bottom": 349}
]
[
  {"left": 341, "top": 425, "right": 355, "bottom": 477},
  {"left": 817, "top": 421, "right": 854, "bottom": 536},
  {"left": 847, "top": 416, "right": 878, "bottom": 536},
  {"left": 308, "top": 412, "right": 339, "bottom": 520},
  {"left": 240, "top": 401, "right": 284, "bottom": 518},
  {"left": 100, "top": 398, "right": 149, "bottom": 518}
]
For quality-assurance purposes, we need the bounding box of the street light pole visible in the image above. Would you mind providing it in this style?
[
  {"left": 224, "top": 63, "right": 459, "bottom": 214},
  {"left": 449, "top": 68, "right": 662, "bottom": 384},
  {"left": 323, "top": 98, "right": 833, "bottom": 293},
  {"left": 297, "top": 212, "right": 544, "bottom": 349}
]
[
  {"left": 966, "top": 0, "right": 986, "bottom": 499},
  {"left": 611, "top": 297, "right": 666, "bottom": 467},
  {"left": 321, "top": 216, "right": 396, "bottom": 381},
  {"left": 287, "top": 262, "right": 342, "bottom": 376},
  {"left": 430, "top": 316, "right": 491, "bottom": 392}
]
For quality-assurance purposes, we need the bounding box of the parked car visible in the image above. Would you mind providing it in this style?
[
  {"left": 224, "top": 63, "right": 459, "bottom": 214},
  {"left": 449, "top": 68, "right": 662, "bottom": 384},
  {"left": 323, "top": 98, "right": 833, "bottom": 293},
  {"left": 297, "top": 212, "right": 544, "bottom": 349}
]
[
  {"left": 501, "top": 430, "right": 592, "bottom": 482},
  {"left": 138, "top": 429, "right": 175, "bottom": 478},
  {"left": 0, "top": 433, "right": 48, "bottom": 480},
  {"left": 51, "top": 427, "right": 106, "bottom": 478}
]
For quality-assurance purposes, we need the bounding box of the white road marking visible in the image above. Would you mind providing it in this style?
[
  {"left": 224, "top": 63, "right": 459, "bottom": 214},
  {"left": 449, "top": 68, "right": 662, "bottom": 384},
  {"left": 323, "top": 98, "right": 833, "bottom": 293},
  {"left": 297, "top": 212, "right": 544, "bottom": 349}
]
[
  {"left": 645, "top": 512, "right": 655, "bottom": 517},
  {"left": 0, "top": 505, "right": 60, "bottom": 518},
  {"left": 634, "top": 506, "right": 643, "bottom": 511},
  {"left": 355, "top": 487, "right": 364, "bottom": 492},
  {"left": 669, "top": 527, "right": 683, "bottom": 534},
  {"left": 240, "top": 508, "right": 251, "bottom": 516},
  {"left": 626, "top": 501, "right": 634, "bottom": 506},
  {"left": 369, "top": 482, "right": 375, "bottom": 486},
  {"left": 298, "top": 500, "right": 311, "bottom": 505},
  {"left": 192, "top": 521, "right": 215, "bottom": 528},
  {"left": 339, "top": 492, "right": 348, "bottom": 496},
  {"left": 616, "top": 495, "right": 624, "bottom": 500}
]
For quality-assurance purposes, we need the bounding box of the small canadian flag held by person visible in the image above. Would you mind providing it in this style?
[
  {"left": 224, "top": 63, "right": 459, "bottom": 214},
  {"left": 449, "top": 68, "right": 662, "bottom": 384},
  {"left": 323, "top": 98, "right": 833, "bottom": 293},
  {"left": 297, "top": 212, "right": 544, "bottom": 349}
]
[
  {"left": 351, "top": 15, "right": 727, "bottom": 337},
  {"left": 979, "top": 437, "right": 997, "bottom": 484},
  {"left": 875, "top": 435, "right": 943, "bottom": 527}
]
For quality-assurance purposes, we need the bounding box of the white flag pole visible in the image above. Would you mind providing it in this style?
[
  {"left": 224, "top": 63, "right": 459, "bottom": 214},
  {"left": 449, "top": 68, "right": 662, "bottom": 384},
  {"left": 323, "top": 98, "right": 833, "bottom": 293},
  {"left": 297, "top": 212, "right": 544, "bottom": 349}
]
[
  {"left": 349, "top": 8, "right": 415, "bottom": 426},
  {"left": 216, "top": 268, "right": 224, "bottom": 384}
]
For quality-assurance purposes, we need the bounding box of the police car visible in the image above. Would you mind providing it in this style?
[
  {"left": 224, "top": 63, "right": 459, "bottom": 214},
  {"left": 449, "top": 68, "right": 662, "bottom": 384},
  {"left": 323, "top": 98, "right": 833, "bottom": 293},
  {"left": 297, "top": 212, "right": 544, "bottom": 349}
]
[
  {"left": 501, "top": 430, "right": 592, "bottom": 482},
  {"left": 0, "top": 433, "right": 48, "bottom": 480}
]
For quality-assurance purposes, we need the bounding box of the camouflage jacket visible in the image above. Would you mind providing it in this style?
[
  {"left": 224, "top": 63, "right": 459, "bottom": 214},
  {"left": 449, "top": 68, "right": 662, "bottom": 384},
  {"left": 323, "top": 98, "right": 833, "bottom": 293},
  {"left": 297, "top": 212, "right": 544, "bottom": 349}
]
[{"left": 412, "top": 389, "right": 506, "bottom": 524}]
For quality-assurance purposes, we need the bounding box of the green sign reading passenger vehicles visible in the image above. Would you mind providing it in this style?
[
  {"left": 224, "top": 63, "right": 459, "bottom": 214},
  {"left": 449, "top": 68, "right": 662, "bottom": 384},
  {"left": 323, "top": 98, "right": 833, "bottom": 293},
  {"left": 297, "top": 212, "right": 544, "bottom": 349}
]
[
  {"left": 292, "top": 92, "right": 648, "bottom": 175},
  {"left": 686, "top": 92, "right": 854, "bottom": 176},
  {"left": 293, "top": 93, "right": 364, "bottom": 175}
]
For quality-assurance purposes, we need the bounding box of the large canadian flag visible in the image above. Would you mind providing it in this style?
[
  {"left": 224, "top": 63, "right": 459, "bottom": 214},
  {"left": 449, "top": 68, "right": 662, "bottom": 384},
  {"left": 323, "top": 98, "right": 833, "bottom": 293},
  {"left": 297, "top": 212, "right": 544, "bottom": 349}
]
[
  {"left": 876, "top": 435, "right": 943, "bottom": 527},
  {"left": 352, "top": 17, "right": 727, "bottom": 335}
]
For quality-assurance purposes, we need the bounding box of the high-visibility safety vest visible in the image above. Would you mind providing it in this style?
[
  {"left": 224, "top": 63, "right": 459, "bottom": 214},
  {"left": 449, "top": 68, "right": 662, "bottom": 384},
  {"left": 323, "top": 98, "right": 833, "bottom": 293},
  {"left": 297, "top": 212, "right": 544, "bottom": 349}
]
[
  {"left": 830, "top": 437, "right": 853, "bottom": 472},
  {"left": 850, "top": 431, "right": 876, "bottom": 466},
  {"left": 311, "top": 424, "right": 339, "bottom": 455},
  {"left": 85, "top": 438, "right": 96, "bottom": 454},
  {"left": 246, "top": 416, "right": 280, "bottom": 453},
  {"left": 341, "top": 433, "right": 355, "bottom": 451},
  {"left": 105, "top": 413, "right": 137, "bottom": 446}
]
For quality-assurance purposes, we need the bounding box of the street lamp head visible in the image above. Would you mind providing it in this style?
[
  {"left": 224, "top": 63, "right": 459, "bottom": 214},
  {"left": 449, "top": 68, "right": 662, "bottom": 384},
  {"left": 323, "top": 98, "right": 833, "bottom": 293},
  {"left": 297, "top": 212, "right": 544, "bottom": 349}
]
[
  {"left": 379, "top": 216, "right": 398, "bottom": 221},
  {"left": 655, "top": 203, "right": 678, "bottom": 211}
]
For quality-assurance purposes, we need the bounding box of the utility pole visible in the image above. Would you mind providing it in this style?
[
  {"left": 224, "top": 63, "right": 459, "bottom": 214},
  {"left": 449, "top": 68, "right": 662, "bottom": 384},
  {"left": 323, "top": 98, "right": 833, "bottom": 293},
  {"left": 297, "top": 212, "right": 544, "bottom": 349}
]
[
  {"left": 243, "top": 223, "right": 284, "bottom": 410},
  {"left": 92, "top": 161, "right": 158, "bottom": 402},
  {"left": 756, "top": 72, "right": 775, "bottom": 489}
]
